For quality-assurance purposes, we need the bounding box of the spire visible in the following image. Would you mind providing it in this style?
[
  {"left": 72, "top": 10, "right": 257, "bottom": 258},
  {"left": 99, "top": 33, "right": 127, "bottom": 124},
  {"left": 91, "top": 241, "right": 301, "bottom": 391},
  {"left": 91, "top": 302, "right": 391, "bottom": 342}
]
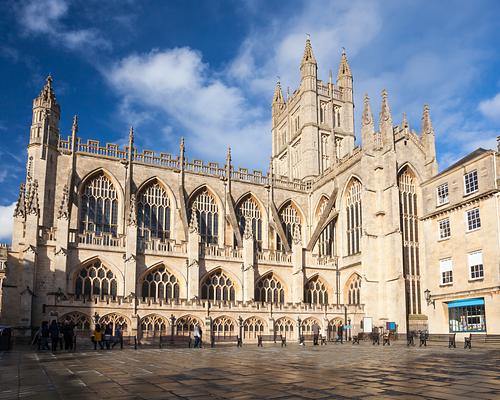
[
  {"left": 301, "top": 35, "right": 317, "bottom": 65},
  {"left": 329, "top": 69, "right": 333, "bottom": 86},
  {"left": 57, "top": 184, "right": 70, "bottom": 220},
  {"left": 128, "top": 126, "right": 134, "bottom": 145},
  {"left": 226, "top": 145, "right": 231, "bottom": 164},
  {"left": 272, "top": 79, "right": 284, "bottom": 104},
  {"left": 26, "top": 180, "right": 39, "bottom": 216},
  {"left": 337, "top": 48, "right": 352, "bottom": 80},
  {"left": 379, "top": 89, "right": 392, "bottom": 125},
  {"left": 422, "top": 104, "right": 434, "bottom": 135},
  {"left": 72, "top": 115, "right": 78, "bottom": 135},
  {"left": 37, "top": 74, "right": 58, "bottom": 107},
  {"left": 14, "top": 183, "right": 26, "bottom": 218},
  {"left": 402, "top": 112, "right": 409, "bottom": 130},
  {"left": 362, "top": 94, "right": 373, "bottom": 127}
]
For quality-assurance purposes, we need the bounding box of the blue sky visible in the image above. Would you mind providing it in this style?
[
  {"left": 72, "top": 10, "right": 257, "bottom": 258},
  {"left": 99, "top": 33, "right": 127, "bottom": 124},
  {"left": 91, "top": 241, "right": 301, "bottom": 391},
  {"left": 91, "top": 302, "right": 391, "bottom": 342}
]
[{"left": 1, "top": 0, "right": 500, "bottom": 241}]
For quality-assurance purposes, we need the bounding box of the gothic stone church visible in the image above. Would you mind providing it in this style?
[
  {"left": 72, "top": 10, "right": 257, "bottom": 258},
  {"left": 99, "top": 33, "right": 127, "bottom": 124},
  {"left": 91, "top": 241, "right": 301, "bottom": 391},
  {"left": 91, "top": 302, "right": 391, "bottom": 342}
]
[{"left": 1, "top": 39, "right": 441, "bottom": 340}]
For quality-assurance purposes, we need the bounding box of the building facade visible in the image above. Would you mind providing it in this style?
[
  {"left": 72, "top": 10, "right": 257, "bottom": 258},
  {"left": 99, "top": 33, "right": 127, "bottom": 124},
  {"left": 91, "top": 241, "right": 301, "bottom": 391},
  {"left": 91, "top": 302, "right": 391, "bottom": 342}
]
[{"left": 1, "top": 38, "right": 498, "bottom": 340}]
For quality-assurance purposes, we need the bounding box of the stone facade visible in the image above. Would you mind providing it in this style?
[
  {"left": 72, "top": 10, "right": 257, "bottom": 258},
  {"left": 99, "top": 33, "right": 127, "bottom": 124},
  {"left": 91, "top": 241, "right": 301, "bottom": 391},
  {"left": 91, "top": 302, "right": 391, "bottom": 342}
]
[{"left": 1, "top": 38, "right": 498, "bottom": 340}]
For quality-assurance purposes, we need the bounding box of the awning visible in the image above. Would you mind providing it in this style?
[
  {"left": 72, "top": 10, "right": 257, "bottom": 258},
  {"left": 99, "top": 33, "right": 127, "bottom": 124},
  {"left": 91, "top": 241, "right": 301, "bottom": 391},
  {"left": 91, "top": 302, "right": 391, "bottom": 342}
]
[{"left": 447, "top": 298, "right": 484, "bottom": 308}]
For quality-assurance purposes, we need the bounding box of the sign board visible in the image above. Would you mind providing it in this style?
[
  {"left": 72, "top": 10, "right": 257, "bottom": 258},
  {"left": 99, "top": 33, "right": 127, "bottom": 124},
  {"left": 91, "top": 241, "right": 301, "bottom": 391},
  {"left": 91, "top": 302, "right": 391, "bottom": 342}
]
[
  {"left": 362, "top": 317, "right": 372, "bottom": 333},
  {"left": 387, "top": 321, "right": 396, "bottom": 331}
]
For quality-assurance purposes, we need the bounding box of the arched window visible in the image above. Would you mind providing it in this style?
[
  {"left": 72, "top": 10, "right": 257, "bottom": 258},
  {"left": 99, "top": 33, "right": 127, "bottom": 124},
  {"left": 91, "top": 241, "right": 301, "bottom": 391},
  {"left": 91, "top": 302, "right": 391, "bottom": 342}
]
[
  {"left": 398, "top": 167, "right": 421, "bottom": 315},
  {"left": 140, "top": 314, "right": 169, "bottom": 337},
  {"left": 201, "top": 269, "right": 235, "bottom": 301},
  {"left": 141, "top": 265, "right": 180, "bottom": 301},
  {"left": 327, "top": 318, "right": 343, "bottom": 341},
  {"left": 255, "top": 273, "right": 285, "bottom": 303},
  {"left": 345, "top": 179, "right": 362, "bottom": 255},
  {"left": 212, "top": 316, "right": 236, "bottom": 338},
  {"left": 304, "top": 276, "right": 328, "bottom": 305},
  {"left": 316, "top": 196, "right": 336, "bottom": 257},
  {"left": 79, "top": 173, "right": 118, "bottom": 236},
  {"left": 301, "top": 318, "right": 321, "bottom": 334},
  {"left": 75, "top": 260, "right": 117, "bottom": 299},
  {"left": 190, "top": 189, "right": 218, "bottom": 244},
  {"left": 277, "top": 202, "right": 301, "bottom": 251},
  {"left": 99, "top": 313, "right": 129, "bottom": 333},
  {"left": 243, "top": 317, "right": 266, "bottom": 339},
  {"left": 137, "top": 181, "right": 171, "bottom": 241},
  {"left": 236, "top": 196, "right": 263, "bottom": 249},
  {"left": 275, "top": 317, "right": 294, "bottom": 340},
  {"left": 59, "top": 312, "right": 92, "bottom": 331},
  {"left": 346, "top": 274, "right": 361, "bottom": 305},
  {"left": 176, "top": 315, "right": 202, "bottom": 336}
]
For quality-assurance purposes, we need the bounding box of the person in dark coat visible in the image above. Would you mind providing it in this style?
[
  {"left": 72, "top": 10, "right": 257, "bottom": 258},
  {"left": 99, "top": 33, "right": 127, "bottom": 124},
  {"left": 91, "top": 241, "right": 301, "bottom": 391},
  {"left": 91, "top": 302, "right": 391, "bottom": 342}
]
[
  {"left": 62, "top": 321, "right": 74, "bottom": 351},
  {"left": 40, "top": 321, "right": 50, "bottom": 350},
  {"left": 49, "top": 320, "right": 59, "bottom": 352},
  {"left": 312, "top": 322, "right": 320, "bottom": 345},
  {"left": 337, "top": 323, "right": 344, "bottom": 344}
]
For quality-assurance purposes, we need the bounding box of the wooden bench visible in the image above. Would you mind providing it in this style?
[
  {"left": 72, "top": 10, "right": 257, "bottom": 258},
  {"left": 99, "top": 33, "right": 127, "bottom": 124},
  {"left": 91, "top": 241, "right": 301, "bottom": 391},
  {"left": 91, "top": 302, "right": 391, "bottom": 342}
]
[
  {"left": 465, "top": 334, "right": 500, "bottom": 349},
  {"left": 210, "top": 335, "right": 242, "bottom": 348},
  {"left": 299, "top": 334, "right": 327, "bottom": 345},
  {"left": 419, "top": 333, "right": 456, "bottom": 348},
  {"left": 159, "top": 335, "right": 192, "bottom": 348},
  {"left": 352, "top": 332, "right": 368, "bottom": 344},
  {"left": 257, "top": 334, "right": 286, "bottom": 347}
]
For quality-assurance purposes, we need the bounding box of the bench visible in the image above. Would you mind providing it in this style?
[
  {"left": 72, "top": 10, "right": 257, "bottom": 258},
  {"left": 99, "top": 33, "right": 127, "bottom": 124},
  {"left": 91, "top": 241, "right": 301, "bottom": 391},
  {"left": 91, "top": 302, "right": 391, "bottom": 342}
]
[
  {"left": 465, "top": 334, "right": 500, "bottom": 349},
  {"left": 299, "top": 334, "right": 327, "bottom": 345},
  {"left": 352, "top": 332, "right": 368, "bottom": 344},
  {"left": 419, "top": 333, "right": 456, "bottom": 348},
  {"left": 210, "top": 335, "right": 242, "bottom": 348},
  {"left": 257, "top": 334, "right": 286, "bottom": 347},
  {"left": 159, "top": 335, "right": 192, "bottom": 348}
]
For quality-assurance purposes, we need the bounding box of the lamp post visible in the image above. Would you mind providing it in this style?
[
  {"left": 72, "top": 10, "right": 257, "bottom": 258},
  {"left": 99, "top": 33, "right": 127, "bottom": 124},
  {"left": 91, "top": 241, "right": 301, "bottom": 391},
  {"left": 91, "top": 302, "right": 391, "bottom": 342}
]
[
  {"left": 344, "top": 305, "right": 348, "bottom": 341},
  {"left": 238, "top": 315, "right": 243, "bottom": 345},
  {"left": 297, "top": 316, "right": 302, "bottom": 343},
  {"left": 93, "top": 312, "right": 100, "bottom": 326},
  {"left": 170, "top": 314, "right": 176, "bottom": 339},
  {"left": 424, "top": 289, "right": 435, "bottom": 309}
]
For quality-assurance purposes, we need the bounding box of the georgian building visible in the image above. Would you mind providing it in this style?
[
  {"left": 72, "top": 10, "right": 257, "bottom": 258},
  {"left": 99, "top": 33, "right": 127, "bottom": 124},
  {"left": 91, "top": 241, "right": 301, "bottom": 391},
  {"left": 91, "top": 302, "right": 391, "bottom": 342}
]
[{"left": 1, "top": 38, "right": 498, "bottom": 340}]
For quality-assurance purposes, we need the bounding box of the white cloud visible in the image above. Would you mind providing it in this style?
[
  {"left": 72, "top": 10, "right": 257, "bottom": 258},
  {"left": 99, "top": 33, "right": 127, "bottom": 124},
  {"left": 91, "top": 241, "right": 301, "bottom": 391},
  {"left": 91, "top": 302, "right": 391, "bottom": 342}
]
[
  {"left": 107, "top": 48, "right": 269, "bottom": 167},
  {"left": 479, "top": 93, "right": 500, "bottom": 122},
  {"left": 0, "top": 203, "right": 15, "bottom": 242},
  {"left": 18, "top": 0, "right": 109, "bottom": 51}
]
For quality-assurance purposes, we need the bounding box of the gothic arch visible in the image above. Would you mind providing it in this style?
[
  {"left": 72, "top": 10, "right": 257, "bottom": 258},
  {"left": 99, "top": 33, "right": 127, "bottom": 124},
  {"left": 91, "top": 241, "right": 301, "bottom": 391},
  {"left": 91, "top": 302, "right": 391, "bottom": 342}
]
[
  {"left": 187, "top": 185, "right": 223, "bottom": 245},
  {"left": 301, "top": 317, "right": 322, "bottom": 334},
  {"left": 234, "top": 193, "right": 266, "bottom": 247},
  {"left": 274, "top": 317, "right": 295, "bottom": 339},
  {"left": 277, "top": 200, "right": 304, "bottom": 250},
  {"left": 235, "top": 192, "right": 267, "bottom": 217},
  {"left": 136, "top": 176, "right": 178, "bottom": 209},
  {"left": 340, "top": 175, "right": 363, "bottom": 203},
  {"left": 99, "top": 312, "right": 131, "bottom": 333},
  {"left": 342, "top": 176, "right": 363, "bottom": 256},
  {"left": 176, "top": 314, "right": 203, "bottom": 336},
  {"left": 212, "top": 315, "right": 237, "bottom": 338},
  {"left": 78, "top": 168, "right": 124, "bottom": 200},
  {"left": 314, "top": 195, "right": 330, "bottom": 221},
  {"left": 344, "top": 273, "right": 362, "bottom": 305},
  {"left": 187, "top": 184, "right": 224, "bottom": 214},
  {"left": 71, "top": 257, "right": 123, "bottom": 298},
  {"left": 304, "top": 274, "right": 330, "bottom": 305},
  {"left": 255, "top": 271, "right": 286, "bottom": 303},
  {"left": 243, "top": 316, "right": 267, "bottom": 339},
  {"left": 277, "top": 199, "right": 305, "bottom": 224},
  {"left": 59, "top": 312, "right": 92, "bottom": 331},
  {"left": 138, "top": 263, "right": 183, "bottom": 301},
  {"left": 140, "top": 314, "right": 169, "bottom": 337},
  {"left": 200, "top": 267, "right": 239, "bottom": 302},
  {"left": 397, "top": 162, "right": 423, "bottom": 184}
]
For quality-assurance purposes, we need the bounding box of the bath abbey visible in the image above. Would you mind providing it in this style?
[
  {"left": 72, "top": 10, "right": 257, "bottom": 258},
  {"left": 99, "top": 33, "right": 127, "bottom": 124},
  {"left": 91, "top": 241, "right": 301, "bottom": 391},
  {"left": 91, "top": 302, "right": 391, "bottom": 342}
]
[{"left": 1, "top": 38, "right": 498, "bottom": 341}]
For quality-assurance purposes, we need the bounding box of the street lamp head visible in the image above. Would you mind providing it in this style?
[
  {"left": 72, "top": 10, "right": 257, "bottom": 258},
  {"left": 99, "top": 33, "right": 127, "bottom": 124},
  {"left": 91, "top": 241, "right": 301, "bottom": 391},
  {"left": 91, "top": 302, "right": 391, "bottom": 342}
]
[{"left": 424, "top": 289, "right": 431, "bottom": 303}]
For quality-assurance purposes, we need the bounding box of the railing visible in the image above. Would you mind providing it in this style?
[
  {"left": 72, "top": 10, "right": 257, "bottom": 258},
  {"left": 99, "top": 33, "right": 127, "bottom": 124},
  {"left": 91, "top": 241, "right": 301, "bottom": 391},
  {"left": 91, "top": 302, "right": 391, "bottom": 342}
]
[
  {"left": 137, "top": 238, "right": 187, "bottom": 255},
  {"left": 200, "top": 244, "right": 242, "bottom": 259},
  {"left": 257, "top": 249, "right": 292, "bottom": 264},
  {"left": 38, "top": 227, "right": 56, "bottom": 242},
  {"left": 76, "top": 231, "right": 124, "bottom": 248},
  {"left": 311, "top": 255, "right": 338, "bottom": 267},
  {"left": 184, "top": 160, "right": 225, "bottom": 177}
]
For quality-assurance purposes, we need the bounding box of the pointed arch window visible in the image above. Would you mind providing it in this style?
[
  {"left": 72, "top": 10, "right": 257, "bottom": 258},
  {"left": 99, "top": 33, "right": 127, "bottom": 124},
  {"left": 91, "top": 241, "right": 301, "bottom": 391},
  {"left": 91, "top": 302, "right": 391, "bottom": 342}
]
[
  {"left": 201, "top": 270, "right": 235, "bottom": 301},
  {"left": 176, "top": 315, "right": 202, "bottom": 336},
  {"left": 75, "top": 260, "right": 117, "bottom": 299},
  {"left": 236, "top": 196, "right": 262, "bottom": 248},
  {"left": 190, "top": 189, "right": 218, "bottom": 244},
  {"left": 347, "top": 274, "right": 361, "bottom": 305},
  {"left": 141, "top": 265, "right": 180, "bottom": 301},
  {"left": 243, "top": 317, "right": 266, "bottom": 339},
  {"left": 277, "top": 202, "right": 301, "bottom": 251},
  {"left": 346, "top": 179, "right": 362, "bottom": 255},
  {"left": 137, "top": 181, "right": 171, "bottom": 241},
  {"left": 275, "top": 317, "right": 294, "bottom": 340},
  {"left": 212, "top": 316, "right": 236, "bottom": 338},
  {"left": 79, "top": 173, "right": 118, "bottom": 236},
  {"left": 305, "top": 276, "right": 328, "bottom": 305},
  {"left": 255, "top": 273, "right": 285, "bottom": 304},
  {"left": 316, "top": 197, "right": 336, "bottom": 257}
]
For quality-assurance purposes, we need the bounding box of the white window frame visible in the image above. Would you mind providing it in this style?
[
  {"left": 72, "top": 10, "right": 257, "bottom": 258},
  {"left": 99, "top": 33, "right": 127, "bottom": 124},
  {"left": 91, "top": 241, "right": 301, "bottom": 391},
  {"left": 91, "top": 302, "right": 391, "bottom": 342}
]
[
  {"left": 466, "top": 208, "right": 481, "bottom": 232},
  {"left": 436, "top": 183, "right": 449, "bottom": 206},
  {"left": 468, "top": 251, "right": 484, "bottom": 280},
  {"left": 438, "top": 218, "right": 451, "bottom": 240},
  {"left": 439, "top": 258, "right": 453, "bottom": 285},
  {"left": 464, "top": 170, "right": 478, "bottom": 195}
]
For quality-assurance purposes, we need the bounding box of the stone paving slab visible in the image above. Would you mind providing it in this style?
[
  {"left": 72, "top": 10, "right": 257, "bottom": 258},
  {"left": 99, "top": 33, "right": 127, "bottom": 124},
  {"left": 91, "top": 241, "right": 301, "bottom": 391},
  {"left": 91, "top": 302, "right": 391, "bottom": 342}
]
[{"left": 0, "top": 343, "right": 499, "bottom": 399}]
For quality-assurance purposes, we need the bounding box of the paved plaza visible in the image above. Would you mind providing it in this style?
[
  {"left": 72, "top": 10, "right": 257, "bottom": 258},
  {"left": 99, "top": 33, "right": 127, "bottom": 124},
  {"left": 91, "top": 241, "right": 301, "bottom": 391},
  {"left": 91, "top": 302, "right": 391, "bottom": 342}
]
[{"left": 0, "top": 343, "right": 499, "bottom": 399}]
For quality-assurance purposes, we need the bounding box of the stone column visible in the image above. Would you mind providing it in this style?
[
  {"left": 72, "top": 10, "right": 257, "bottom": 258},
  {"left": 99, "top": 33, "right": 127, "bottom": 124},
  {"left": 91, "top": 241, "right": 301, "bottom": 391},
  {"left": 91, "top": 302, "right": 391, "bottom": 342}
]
[
  {"left": 291, "top": 225, "right": 304, "bottom": 303},
  {"left": 54, "top": 184, "right": 70, "bottom": 292},
  {"left": 187, "top": 210, "right": 200, "bottom": 299},
  {"left": 242, "top": 218, "right": 255, "bottom": 302},
  {"left": 124, "top": 194, "right": 138, "bottom": 297}
]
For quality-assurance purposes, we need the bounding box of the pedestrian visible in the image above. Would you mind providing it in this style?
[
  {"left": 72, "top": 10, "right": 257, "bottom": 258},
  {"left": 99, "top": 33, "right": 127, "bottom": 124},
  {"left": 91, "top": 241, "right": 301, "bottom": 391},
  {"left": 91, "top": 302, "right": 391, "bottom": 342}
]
[
  {"left": 337, "top": 323, "right": 343, "bottom": 344},
  {"left": 312, "top": 322, "right": 320, "bottom": 345},
  {"left": 104, "top": 323, "right": 113, "bottom": 350},
  {"left": 112, "top": 324, "right": 123, "bottom": 349},
  {"left": 63, "top": 321, "right": 74, "bottom": 351},
  {"left": 49, "top": 320, "right": 59, "bottom": 352},
  {"left": 92, "top": 324, "right": 104, "bottom": 350},
  {"left": 193, "top": 325, "right": 201, "bottom": 348},
  {"left": 39, "top": 321, "right": 50, "bottom": 350},
  {"left": 57, "top": 322, "right": 64, "bottom": 350}
]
